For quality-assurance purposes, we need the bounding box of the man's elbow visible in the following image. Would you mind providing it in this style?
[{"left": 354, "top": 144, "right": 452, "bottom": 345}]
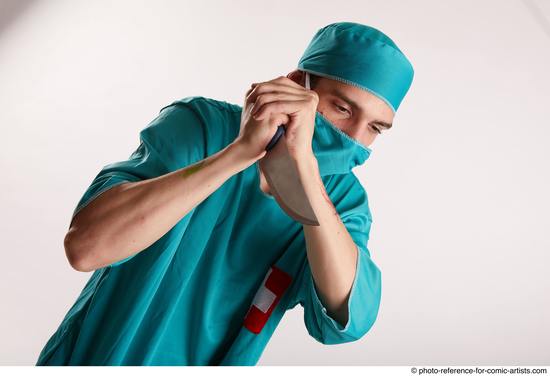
[
  {"left": 350, "top": 318, "right": 377, "bottom": 343},
  {"left": 322, "top": 323, "right": 375, "bottom": 345},
  {"left": 64, "top": 228, "right": 96, "bottom": 272},
  {"left": 324, "top": 308, "right": 380, "bottom": 345}
]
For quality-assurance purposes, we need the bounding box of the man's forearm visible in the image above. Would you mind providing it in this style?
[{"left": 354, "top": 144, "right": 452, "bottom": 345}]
[
  {"left": 66, "top": 142, "right": 256, "bottom": 272},
  {"left": 295, "top": 152, "right": 358, "bottom": 327}
]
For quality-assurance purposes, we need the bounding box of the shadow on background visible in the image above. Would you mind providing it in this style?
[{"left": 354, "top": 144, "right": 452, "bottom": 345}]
[
  {"left": 0, "top": 0, "right": 36, "bottom": 37},
  {"left": 522, "top": 0, "right": 550, "bottom": 40}
]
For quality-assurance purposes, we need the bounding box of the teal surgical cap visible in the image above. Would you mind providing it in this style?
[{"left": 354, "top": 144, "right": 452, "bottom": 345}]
[{"left": 297, "top": 22, "right": 414, "bottom": 113}]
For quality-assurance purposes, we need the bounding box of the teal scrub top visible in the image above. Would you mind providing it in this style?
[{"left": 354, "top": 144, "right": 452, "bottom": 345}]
[{"left": 35, "top": 96, "right": 382, "bottom": 366}]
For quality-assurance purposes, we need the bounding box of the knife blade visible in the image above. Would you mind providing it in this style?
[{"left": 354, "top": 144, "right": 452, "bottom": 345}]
[{"left": 258, "top": 118, "right": 320, "bottom": 226}]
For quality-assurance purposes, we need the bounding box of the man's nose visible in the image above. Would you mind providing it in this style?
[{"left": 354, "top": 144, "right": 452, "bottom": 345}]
[{"left": 347, "top": 123, "right": 365, "bottom": 141}]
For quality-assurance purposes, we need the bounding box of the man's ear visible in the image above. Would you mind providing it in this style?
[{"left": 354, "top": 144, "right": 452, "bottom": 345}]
[{"left": 286, "top": 70, "right": 305, "bottom": 87}]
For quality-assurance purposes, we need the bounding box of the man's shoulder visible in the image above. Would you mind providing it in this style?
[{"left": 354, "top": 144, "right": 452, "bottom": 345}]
[
  {"left": 325, "top": 172, "right": 371, "bottom": 219},
  {"left": 325, "top": 171, "right": 367, "bottom": 197},
  {"left": 152, "top": 96, "right": 243, "bottom": 151},
  {"left": 160, "top": 95, "right": 243, "bottom": 116}
]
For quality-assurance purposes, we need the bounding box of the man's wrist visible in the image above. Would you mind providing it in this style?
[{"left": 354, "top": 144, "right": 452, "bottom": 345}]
[{"left": 225, "top": 141, "right": 259, "bottom": 171}]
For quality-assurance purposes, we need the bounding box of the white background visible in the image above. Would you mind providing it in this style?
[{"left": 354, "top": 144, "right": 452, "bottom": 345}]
[{"left": 1, "top": 0, "right": 549, "bottom": 366}]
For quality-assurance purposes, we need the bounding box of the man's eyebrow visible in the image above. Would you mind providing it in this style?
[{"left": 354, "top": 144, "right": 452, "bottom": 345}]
[{"left": 329, "top": 87, "right": 393, "bottom": 129}]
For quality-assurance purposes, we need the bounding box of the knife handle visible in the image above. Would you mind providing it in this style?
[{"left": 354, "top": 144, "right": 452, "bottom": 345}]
[{"left": 265, "top": 125, "right": 285, "bottom": 151}]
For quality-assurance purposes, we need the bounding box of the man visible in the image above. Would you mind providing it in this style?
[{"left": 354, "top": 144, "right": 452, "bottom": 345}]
[{"left": 36, "top": 22, "right": 414, "bottom": 366}]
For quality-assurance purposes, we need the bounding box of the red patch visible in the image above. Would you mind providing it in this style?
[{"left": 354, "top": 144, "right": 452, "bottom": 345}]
[{"left": 243, "top": 265, "right": 292, "bottom": 334}]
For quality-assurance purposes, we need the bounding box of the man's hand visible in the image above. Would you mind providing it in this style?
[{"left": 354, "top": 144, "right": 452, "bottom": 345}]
[
  {"left": 247, "top": 75, "right": 319, "bottom": 160},
  {"left": 233, "top": 81, "right": 292, "bottom": 163}
]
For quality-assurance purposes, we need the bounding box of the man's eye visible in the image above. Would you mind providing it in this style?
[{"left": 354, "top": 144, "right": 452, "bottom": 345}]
[
  {"left": 334, "top": 104, "right": 350, "bottom": 114},
  {"left": 371, "top": 125, "right": 381, "bottom": 134}
]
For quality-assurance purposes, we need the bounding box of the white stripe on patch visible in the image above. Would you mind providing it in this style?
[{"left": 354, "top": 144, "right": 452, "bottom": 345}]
[
  {"left": 251, "top": 268, "right": 277, "bottom": 313},
  {"left": 253, "top": 286, "right": 277, "bottom": 313}
]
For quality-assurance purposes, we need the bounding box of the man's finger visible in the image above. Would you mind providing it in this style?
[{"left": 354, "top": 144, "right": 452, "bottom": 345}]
[
  {"left": 246, "top": 82, "right": 308, "bottom": 105},
  {"left": 252, "top": 92, "right": 306, "bottom": 117},
  {"left": 245, "top": 84, "right": 257, "bottom": 99},
  {"left": 253, "top": 99, "right": 311, "bottom": 121},
  {"left": 273, "top": 75, "right": 305, "bottom": 89}
]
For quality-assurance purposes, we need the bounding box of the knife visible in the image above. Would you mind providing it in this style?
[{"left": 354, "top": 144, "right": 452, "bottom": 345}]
[{"left": 257, "top": 72, "right": 320, "bottom": 226}]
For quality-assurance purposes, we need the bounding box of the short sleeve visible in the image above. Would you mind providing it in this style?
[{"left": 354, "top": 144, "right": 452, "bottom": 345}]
[
  {"left": 296, "top": 173, "right": 382, "bottom": 345},
  {"left": 70, "top": 102, "right": 208, "bottom": 267}
]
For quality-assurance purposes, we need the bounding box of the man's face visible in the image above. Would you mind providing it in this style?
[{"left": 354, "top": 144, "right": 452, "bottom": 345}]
[{"left": 310, "top": 75, "right": 395, "bottom": 148}]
